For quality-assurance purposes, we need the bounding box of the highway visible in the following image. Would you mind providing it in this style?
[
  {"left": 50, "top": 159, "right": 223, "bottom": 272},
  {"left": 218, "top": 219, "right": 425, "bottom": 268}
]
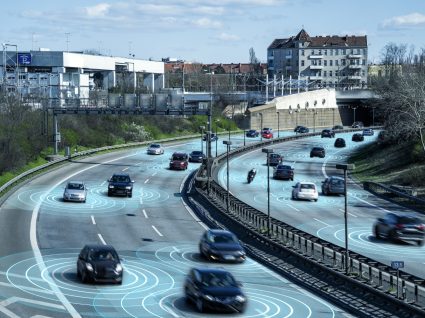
[
  {"left": 0, "top": 133, "right": 351, "bottom": 317},
  {"left": 217, "top": 131, "right": 425, "bottom": 279}
]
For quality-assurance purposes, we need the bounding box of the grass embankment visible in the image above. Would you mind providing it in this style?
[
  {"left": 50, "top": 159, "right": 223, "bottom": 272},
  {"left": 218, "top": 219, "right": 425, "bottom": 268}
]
[{"left": 349, "top": 141, "right": 425, "bottom": 197}]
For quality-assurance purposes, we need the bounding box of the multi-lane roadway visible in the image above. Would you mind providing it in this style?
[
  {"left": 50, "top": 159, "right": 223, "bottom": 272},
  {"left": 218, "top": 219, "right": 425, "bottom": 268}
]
[{"left": 0, "top": 133, "right": 352, "bottom": 317}]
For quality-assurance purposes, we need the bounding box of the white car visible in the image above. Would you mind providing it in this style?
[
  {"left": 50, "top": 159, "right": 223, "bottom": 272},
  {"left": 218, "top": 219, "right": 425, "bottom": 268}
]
[
  {"left": 292, "top": 182, "right": 318, "bottom": 202},
  {"left": 63, "top": 181, "right": 87, "bottom": 202},
  {"left": 147, "top": 143, "right": 164, "bottom": 155}
]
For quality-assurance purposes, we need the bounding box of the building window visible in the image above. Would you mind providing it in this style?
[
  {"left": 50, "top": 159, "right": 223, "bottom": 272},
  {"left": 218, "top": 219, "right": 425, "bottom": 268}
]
[
  {"left": 361, "top": 70, "right": 365, "bottom": 76},
  {"left": 324, "top": 60, "right": 327, "bottom": 66},
  {"left": 335, "top": 60, "right": 339, "bottom": 66},
  {"left": 324, "top": 49, "right": 327, "bottom": 55},
  {"left": 362, "top": 59, "right": 366, "bottom": 65},
  {"left": 343, "top": 49, "right": 346, "bottom": 55},
  {"left": 342, "top": 59, "right": 346, "bottom": 66},
  {"left": 301, "top": 60, "right": 305, "bottom": 66},
  {"left": 350, "top": 59, "right": 355, "bottom": 65},
  {"left": 329, "top": 71, "right": 332, "bottom": 77},
  {"left": 335, "top": 70, "right": 339, "bottom": 76},
  {"left": 324, "top": 71, "right": 327, "bottom": 77},
  {"left": 330, "top": 60, "right": 333, "bottom": 66},
  {"left": 301, "top": 49, "right": 304, "bottom": 56},
  {"left": 318, "top": 49, "right": 322, "bottom": 55},
  {"left": 330, "top": 49, "right": 333, "bottom": 56},
  {"left": 318, "top": 60, "right": 322, "bottom": 66},
  {"left": 318, "top": 71, "right": 321, "bottom": 76}
]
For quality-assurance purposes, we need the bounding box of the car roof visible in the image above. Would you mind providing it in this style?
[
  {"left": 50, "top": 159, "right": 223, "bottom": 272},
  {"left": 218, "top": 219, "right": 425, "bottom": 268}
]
[
  {"left": 329, "top": 176, "right": 344, "bottom": 180},
  {"left": 112, "top": 173, "right": 130, "bottom": 177},
  {"left": 312, "top": 146, "right": 324, "bottom": 149},
  {"left": 83, "top": 244, "right": 117, "bottom": 252},
  {"left": 149, "top": 143, "right": 161, "bottom": 146},
  {"left": 298, "top": 181, "right": 316, "bottom": 185},
  {"left": 277, "top": 165, "right": 292, "bottom": 169},
  {"left": 68, "top": 180, "right": 84, "bottom": 184},
  {"left": 207, "top": 229, "right": 234, "bottom": 236},
  {"left": 193, "top": 267, "right": 233, "bottom": 275},
  {"left": 172, "top": 152, "right": 187, "bottom": 155}
]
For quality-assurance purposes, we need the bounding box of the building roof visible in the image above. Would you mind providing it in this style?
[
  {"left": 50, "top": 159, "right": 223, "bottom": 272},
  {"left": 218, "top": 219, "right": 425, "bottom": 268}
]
[{"left": 268, "top": 29, "right": 367, "bottom": 50}]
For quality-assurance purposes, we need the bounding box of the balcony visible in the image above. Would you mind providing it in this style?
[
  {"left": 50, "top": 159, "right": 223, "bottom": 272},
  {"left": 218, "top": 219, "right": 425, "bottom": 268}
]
[
  {"left": 349, "top": 64, "right": 362, "bottom": 69},
  {"left": 309, "top": 54, "right": 324, "bottom": 59},
  {"left": 348, "top": 75, "right": 362, "bottom": 80},
  {"left": 309, "top": 75, "right": 323, "bottom": 80},
  {"left": 310, "top": 65, "right": 323, "bottom": 70},
  {"left": 347, "top": 54, "right": 362, "bottom": 59},
  {"left": 285, "top": 55, "right": 293, "bottom": 59}
]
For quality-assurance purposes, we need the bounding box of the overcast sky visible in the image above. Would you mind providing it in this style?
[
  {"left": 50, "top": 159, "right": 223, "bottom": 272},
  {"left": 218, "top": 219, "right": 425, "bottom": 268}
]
[{"left": 1, "top": 0, "right": 424, "bottom": 63}]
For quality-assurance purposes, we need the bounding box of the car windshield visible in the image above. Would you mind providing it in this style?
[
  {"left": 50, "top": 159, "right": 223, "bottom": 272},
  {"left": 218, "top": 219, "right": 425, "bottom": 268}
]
[
  {"left": 210, "top": 233, "right": 238, "bottom": 244},
  {"left": 173, "top": 154, "right": 186, "bottom": 161},
  {"left": 201, "top": 272, "right": 237, "bottom": 287},
  {"left": 150, "top": 144, "right": 160, "bottom": 148},
  {"left": 192, "top": 151, "right": 203, "bottom": 155},
  {"left": 300, "top": 184, "right": 315, "bottom": 189},
  {"left": 331, "top": 179, "right": 344, "bottom": 186},
  {"left": 249, "top": 130, "right": 256, "bottom": 133},
  {"left": 398, "top": 216, "right": 421, "bottom": 224},
  {"left": 313, "top": 147, "right": 323, "bottom": 151},
  {"left": 67, "top": 183, "right": 84, "bottom": 190},
  {"left": 111, "top": 175, "right": 130, "bottom": 183},
  {"left": 88, "top": 249, "right": 118, "bottom": 261},
  {"left": 277, "top": 165, "right": 291, "bottom": 170},
  {"left": 270, "top": 154, "right": 280, "bottom": 158}
]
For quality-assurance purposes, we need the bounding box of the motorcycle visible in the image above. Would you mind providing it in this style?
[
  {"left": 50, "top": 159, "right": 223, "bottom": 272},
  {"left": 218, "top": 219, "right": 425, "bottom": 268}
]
[{"left": 247, "top": 170, "right": 256, "bottom": 184}]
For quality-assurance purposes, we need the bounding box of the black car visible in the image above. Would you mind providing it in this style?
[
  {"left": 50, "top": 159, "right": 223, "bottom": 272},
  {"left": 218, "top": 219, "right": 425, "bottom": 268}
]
[
  {"left": 273, "top": 164, "right": 294, "bottom": 181},
  {"left": 199, "top": 229, "right": 246, "bottom": 262},
  {"left": 321, "top": 176, "right": 345, "bottom": 195},
  {"left": 374, "top": 213, "right": 425, "bottom": 246},
  {"left": 267, "top": 153, "right": 283, "bottom": 166},
  {"left": 189, "top": 151, "right": 205, "bottom": 163},
  {"left": 352, "top": 133, "right": 364, "bottom": 142},
  {"left": 77, "top": 244, "right": 123, "bottom": 284},
  {"left": 107, "top": 173, "right": 134, "bottom": 197},
  {"left": 310, "top": 146, "right": 325, "bottom": 158},
  {"left": 294, "top": 125, "right": 303, "bottom": 132},
  {"left": 298, "top": 126, "right": 310, "bottom": 133},
  {"left": 332, "top": 125, "right": 344, "bottom": 131},
  {"left": 184, "top": 267, "right": 247, "bottom": 313},
  {"left": 321, "top": 129, "right": 335, "bottom": 138},
  {"left": 246, "top": 129, "right": 259, "bottom": 137},
  {"left": 352, "top": 121, "right": 364, "bottom": 128},
  {"left": 334, "top": 138, "right": 346, "bottom": 148},
  {"left": 202, "top": 133, "right": 218, "bottom": 141}
]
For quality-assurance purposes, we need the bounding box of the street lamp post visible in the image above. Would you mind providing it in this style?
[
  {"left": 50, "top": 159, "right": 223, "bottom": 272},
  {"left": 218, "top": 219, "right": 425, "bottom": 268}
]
[
  {"left": 336, "top": 163, "right": 355, "bottom": 274},
  {"left": 215, "top": 119, "right": 220, "bottom": 157},
  {"left": 352, "top": 106, "right": 358, "bottom": 124},
  {"left": 223, "top": 140, "right": 232, "bottom": 214},
  {"left": 259, "top": 113, "right": 263, "bottom": 141},
  {"left": 199, "top": 125, "right": 205, "bottom": 153},
  {"left": 276, "top": 111, "right": 280, "bottom": 138},
  {"left": 262, "top": 148, "right": 273, "bottom": 237}
]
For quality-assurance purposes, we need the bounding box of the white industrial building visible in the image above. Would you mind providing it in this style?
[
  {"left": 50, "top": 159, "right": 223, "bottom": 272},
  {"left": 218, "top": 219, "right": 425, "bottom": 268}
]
[{"left": 0, "top": 49, "right": 164, "bottom": 106}]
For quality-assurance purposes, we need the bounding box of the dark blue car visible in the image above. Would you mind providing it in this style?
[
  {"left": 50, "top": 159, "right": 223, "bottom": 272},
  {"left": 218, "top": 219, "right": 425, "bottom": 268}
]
[
  {"left": 246, "top": 129, "right": 259, "bottom": 137},
  {"left": 199, "top": 229, "right": 246, "bottom": 263}
]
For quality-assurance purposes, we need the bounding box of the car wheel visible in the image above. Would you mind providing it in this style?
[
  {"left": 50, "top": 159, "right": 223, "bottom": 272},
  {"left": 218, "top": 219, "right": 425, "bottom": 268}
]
[
  {"left": 389, "top": 230, "right": 398, "bottom": 242},
  {"left": 81, "top": 270, "right": 88, "bottom": 283},
  {"left": 418, "top": 240, "right": 424, "bottom": 246},
  {"left": 314, "top": 199, "right": 318, "bottom": 202},
  {"left": 76, "top": 268, "right": 81, "bottom": 278},
  {"left": 107, "top": 192, "right": 112, "bottom": 197},
  {"left": 374, "top": 226, "right": 381, "bottom": 239},
  {"left": 310, "top": 155, "right": 313, "bottom": 158},
  {"left": 291, "top": 177, "right": 294, "bottom": 181},
  {"left": 128, "top": 193, "right": 132, "bottom": 198},
  {"left": 196, "top": 298, "right": 204, "bottom": 313}
]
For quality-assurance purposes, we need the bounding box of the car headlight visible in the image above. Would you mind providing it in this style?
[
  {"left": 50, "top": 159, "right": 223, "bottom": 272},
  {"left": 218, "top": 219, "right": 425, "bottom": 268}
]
[
  {"left": 115, "top": 264, "right": 123, "bottom": 272},
  {"left": 203, "top": 294, "right": 214, "bottom": 301},
  {"left": 235, "top": 295, "right": 246, "bottom": 302},
  {"left": 125, "top": 186, "right": 132, "bottom": 190},
  {"left": 109, "top": 185, "right": 114, "bottom": 189},
  {"left": 86, "top": 263, "right": 94, "bottom": 271}
]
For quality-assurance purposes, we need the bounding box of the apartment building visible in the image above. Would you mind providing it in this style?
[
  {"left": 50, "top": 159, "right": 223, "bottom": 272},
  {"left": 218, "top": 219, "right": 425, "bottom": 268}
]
[{"left": 267, "top": 29, "right": 368, "bottom": 89}]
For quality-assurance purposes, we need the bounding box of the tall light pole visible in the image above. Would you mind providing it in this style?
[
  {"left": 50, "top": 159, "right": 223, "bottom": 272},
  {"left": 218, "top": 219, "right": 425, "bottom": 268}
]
[
  {"left": 206, "top": 71, "right": 214, "bottom": 194},
  {"left": 352, "top": 106, "right": 358, "bottom": 124},
  {"left": 215, "top": 119, "right": 220, "bottom": 157},
  {"left": 259, "top": 113, "right": 263, "bottom": 141},
  {"left": 336, "top": 163, "right": 355, "bottom": 274},
  {"left": 199, "top": 125, "right": 205, "bottom": 153},
  {"left": 223, "top": 140, "right": 232, "bottom": 214},
  {"left": 276, "top": 111, "right": 280, "bottom": 138},
  {"left": 262, "top": 148, "right": 273, "bottom": 237}
]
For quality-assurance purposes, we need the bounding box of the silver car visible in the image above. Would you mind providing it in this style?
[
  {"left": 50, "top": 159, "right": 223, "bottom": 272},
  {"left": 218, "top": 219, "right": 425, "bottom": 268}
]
[
  {"left": 147, "top": 143, "right": 164, "bottom": 155},
  {"left": 292, "top": 182, "right": 318, "bottom": 201},
  {"left": 63, "top": 181, "right": 87, "bottom": 202}
]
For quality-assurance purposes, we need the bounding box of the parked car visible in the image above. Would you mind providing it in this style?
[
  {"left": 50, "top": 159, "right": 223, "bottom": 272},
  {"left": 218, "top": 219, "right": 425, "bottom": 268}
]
[
  {"left": 77, "top": 244, "right": 123, "bottom": 284},
  {"left": 298, "top": 126, "right": 310, "bottom": 133},
  {"left": 332, "top": 125, "right": 344, "bottom": 131},
  {"left": 147, "top": 143, "right": 164, "bottom": 155},
  {"left": 294, "top": 125, "right": 303, "bottom": 132},
  {"left": 267, "top": 153, "right": 283, "bottom": 166},
  {"left": 169, "top": 152, "right": 189, "bottom": 170},
  {"left": 246, "top": 129, "right": 259, "bottom": 138},
  {"left": 352, "top": 121, "right": 364, "bottom": 128},
  {"left": 202, "top": 133, "right": 218, "bottom": 141},
  {"left": 352, "top": 133, "right": 364, "bottom": 142},
  {"left": 63, "top": 181, "right": 87, "bottom": 203},
  {"left": 199, "top": 229, "right": 246, "bottom": 263},
  {"left": 362, "top": 128, "right": 374, "bottom": 136},
  {"left": 321, "top": 176, "right": 345, "bottom": 195},
  {"left": 273, "top": 164, "right": 294, "bottom": 181},
  {"left": 310, "top": 146, "right": 325, "bottom": 158},
  {"left": 321, "top": 129, "right": 335, "bottom": 138},
  {"left": 262, "top": 127, "right": 272, "bottom": 133},
  {"left": 292, "top": 182, "right": 318, "bottom": 201},
  {"left": 107, "top": 174, "right": 134, "bottom": 197},
  {"left": 373, "top": 213, "right": 425, "bottom": 246},
  {"left": 189, "top": 151, "right": 205, "bottom": 163},
  {"left": 184, "top": 267, "right": 247, "bottom": 313},
  {"left": 262, "top": 129, "right": 273, "bottom": 139},
  {"left": 334, "top": 138, "right": 346, "bottom": 148}
]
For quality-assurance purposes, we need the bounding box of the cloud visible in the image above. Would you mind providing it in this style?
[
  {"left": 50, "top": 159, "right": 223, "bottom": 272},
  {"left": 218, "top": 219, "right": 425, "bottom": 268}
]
[
  {"left": 193, "top": 18, "right": 222, "bottom": 28},
  {"left": 84, "top": 3, "right": 111, "bottom": 17},
  {"left": 215, "top": 32, "right": 240, "bottom": 41},
  {"left": 381, "top": 12, "right": 425, "bottom": 29}
]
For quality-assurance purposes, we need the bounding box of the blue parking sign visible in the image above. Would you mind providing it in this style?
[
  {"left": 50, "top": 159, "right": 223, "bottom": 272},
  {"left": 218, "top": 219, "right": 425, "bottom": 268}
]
[{"left": 391, "top": 261, "right": 404, "bottom": 269}]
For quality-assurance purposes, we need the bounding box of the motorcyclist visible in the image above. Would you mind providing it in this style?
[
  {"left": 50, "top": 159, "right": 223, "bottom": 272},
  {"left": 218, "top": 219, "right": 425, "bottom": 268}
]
[{"left": 247, "top": 168, "right": 257, "bottom": 183}]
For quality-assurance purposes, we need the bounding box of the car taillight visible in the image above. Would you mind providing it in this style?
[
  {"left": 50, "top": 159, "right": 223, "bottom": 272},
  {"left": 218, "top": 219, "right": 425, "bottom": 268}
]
[
  {"left": 417, "top": 224, "right": 425, "bottom": 231},
  {"left": 395, "top": 224, "right": 404, "bottom": 229}
]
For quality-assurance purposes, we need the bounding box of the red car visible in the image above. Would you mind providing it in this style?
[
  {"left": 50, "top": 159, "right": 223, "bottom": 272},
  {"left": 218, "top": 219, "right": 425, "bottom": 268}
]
[
  {"left": 262, "top": 130, "right": 273, "bottom": 139},
  {"left": 169, "top": 152, "right": 189, "bottom": 170}
]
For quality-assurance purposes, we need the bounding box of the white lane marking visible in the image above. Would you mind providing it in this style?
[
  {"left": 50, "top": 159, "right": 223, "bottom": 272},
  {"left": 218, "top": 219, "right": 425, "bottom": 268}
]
[
  {"left": 152, "top": 225, "right": 163, "bottom": 237},
  {"left": 286, "top": 204, "right": 300, "bottom": 212},
  {"left": 179, "top": 174, "right": 208, "bottom": 230},
  {"left": 173, "top": 246, "right": 180, "bottom": 253},
  {"left": 97, "top": 233, "right": 107, "bottom": 245},
  {"left": 144, "top": 179, "right": 149, "bottom": 184},
  {"left": 0, "top": 297, "right": 65, "bottom": 310},
  {"left": 0, "top": 304, "right": 19, "bottom": 318},
  {"left": 122, "top": 167, "right": 129, "bottom": 172},
  {"left": 142, "top": 209, "right": 148, "bottom": 218},
  {"left": 339, "top": 208, "right": 357, "bottom": 217},
  {"left": 91, "top": 215, "right": 96, "bottom": 225},
  {"left": 314, "top": 218, "right": 331, "bottom": 227},
  {"left": 351, "top": 195, "right": 391, "bottom": 213},
  {"left": 152, "top": 172, "right": 157, "bottom": 177},
  {"left": 100, "top": 181, "right": 106, "bottom": 186},
  {"left": 0, "top": 281, "right": 54, "bottom": 294},
  {"left": 139, "top": 197, "right": 143, "bottom": 205}
]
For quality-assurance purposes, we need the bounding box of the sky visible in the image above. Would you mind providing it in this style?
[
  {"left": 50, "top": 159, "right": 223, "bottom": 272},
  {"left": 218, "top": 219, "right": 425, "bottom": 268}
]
[{"left": 1, "top": 0, "right": 424, "bottom": 64}]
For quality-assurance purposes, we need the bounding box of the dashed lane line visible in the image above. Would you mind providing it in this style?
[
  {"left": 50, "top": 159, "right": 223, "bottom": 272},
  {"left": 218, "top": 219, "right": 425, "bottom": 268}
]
[
  {"left": 286, "top": 204, "right": 300, "bottom": 212},
  {"left": 142, "top": 209, "right": 148, "bottom": 219},
  {"left": 91, "top": 215, "right": 96, "bottom": 225},
  {"left": 122, "top": 167, "right": 129, "bottom": 172},
  {"left": 339, "top": 208, "right": 358, "bottom": 217},
  {"left": 151, "top": 225, "right": 163, "bottom": 237},
  {"left": 314, "top": 218, "right": 331, "bottom": 227},
  {"left": 98, "top": 233, "right": 107, "bottom": 245},
  {"left": 144, "top": 179, "right": 149, "bottom": 184},
  {"left": 151, "top": 172, "right": 157, "bottom": 177},
  {"left": 100, "top": 181, "right": 106, "bottom": 187}
]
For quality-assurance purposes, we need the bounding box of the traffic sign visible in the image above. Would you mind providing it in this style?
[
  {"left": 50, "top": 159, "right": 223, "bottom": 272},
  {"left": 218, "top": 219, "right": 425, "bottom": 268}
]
[{"left": 391, "top": 261, "right": 404, "bottom": 269}]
